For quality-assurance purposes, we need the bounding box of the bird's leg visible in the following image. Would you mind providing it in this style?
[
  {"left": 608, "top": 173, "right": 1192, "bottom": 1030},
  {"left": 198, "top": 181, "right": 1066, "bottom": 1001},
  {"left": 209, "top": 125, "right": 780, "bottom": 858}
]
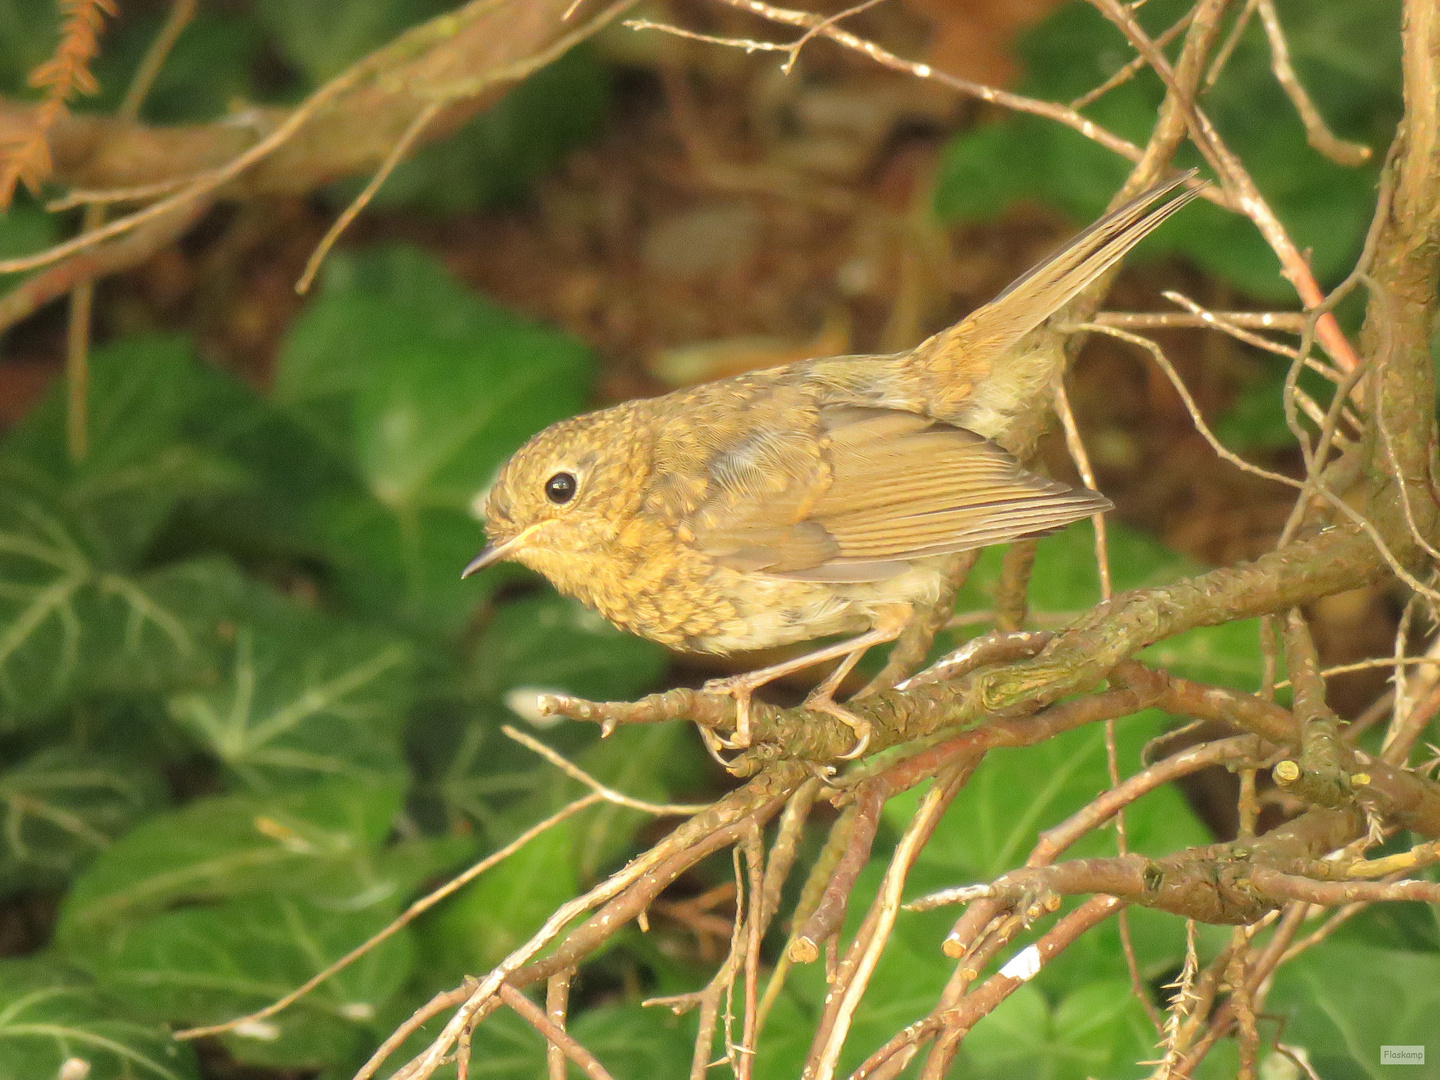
[
  {"left": 703, "top": 607, "right": 909, "bottom": 755},
  {"left": 802, "top": 646, "right": 876, "bottom": 760}
]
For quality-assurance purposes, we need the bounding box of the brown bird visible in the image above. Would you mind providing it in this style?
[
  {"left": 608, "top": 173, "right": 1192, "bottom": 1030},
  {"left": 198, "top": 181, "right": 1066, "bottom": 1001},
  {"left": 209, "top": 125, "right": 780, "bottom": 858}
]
[{"left": 464, "top": 174, "right": 1198, "bottom": 757}]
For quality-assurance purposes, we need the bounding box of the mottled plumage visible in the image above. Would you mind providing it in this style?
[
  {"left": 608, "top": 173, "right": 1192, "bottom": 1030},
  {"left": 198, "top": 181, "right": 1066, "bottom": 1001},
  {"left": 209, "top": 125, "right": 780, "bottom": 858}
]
[{"left": 466, "top": 175, "right": 1199, "bottom": 756}]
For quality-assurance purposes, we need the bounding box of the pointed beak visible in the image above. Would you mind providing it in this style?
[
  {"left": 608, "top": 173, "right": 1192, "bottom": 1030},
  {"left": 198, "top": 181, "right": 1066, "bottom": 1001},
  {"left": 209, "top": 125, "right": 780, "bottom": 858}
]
[{"left": 461, "top": 524, "right": 539, "bottom": 579}]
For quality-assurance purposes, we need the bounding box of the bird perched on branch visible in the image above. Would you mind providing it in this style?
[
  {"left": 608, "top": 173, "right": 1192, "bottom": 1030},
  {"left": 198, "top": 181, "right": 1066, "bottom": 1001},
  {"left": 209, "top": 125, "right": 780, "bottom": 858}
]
[{"left": 465, "top": 174, "right": 1199, "bottom": 758}]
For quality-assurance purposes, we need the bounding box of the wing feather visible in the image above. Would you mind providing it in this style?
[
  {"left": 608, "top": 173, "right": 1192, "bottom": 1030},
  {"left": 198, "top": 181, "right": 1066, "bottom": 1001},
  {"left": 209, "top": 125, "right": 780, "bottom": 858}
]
[{"left": 689, "top": 404, "right": 1110, "bottom": 582}]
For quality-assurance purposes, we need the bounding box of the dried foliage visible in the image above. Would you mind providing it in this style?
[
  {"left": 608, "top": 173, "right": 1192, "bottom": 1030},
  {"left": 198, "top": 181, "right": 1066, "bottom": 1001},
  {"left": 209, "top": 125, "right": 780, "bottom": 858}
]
[{"left": 0, "top": 0, "right": 117, "bottom": 209}]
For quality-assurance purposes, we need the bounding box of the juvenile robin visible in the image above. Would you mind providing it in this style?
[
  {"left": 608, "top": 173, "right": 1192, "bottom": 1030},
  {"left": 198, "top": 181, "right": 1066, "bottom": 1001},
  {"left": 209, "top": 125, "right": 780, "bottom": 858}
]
[{"left": 464, "top": 174, "right": 1199, "bottom": 757}]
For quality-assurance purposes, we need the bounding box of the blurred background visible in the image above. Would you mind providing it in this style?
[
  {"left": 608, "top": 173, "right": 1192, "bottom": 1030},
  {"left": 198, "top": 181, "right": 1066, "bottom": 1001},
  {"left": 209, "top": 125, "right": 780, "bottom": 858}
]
[{"left": 0, "top": 1, "right": 1428, "bottom": 1078}]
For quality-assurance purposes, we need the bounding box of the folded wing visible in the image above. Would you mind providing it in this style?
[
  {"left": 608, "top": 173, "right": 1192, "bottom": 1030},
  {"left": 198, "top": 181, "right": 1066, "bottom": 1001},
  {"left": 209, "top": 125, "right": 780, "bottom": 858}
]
[{"left": 691, "top": 405, "right": 1110, "bottom": 583}]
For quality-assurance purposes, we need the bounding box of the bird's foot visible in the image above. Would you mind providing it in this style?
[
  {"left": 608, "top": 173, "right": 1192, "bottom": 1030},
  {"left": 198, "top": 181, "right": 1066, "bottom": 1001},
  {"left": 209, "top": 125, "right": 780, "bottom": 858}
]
[
  {"left": 701, "top": 675, "right": 757, "bottom": 750},
  {"left": 802, "top": 691, "right": 872, "bottom": 760}
]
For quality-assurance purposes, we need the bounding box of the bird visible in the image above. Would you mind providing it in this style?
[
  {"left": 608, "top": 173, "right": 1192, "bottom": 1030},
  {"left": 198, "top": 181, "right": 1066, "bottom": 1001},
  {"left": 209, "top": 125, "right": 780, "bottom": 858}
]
[{"left": 464, "top": 173, "right": 1199, "bottom": 758}]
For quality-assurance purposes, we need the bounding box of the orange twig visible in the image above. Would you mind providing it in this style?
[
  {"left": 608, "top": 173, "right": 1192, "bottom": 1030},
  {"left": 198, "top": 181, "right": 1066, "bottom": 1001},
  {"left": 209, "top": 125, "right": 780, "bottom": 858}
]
[{"left": 0, "top": 0, "right": 117, "bottom": 208}]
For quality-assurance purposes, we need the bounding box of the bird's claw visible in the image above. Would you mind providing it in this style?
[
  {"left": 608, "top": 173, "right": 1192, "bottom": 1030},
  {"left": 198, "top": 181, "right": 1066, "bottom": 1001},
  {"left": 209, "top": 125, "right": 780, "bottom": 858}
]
[
  {"left": 702, "top": 676, "right": 755, "bottom": 750},
  {"left": 803, "top": 693, "right": 872, "bottom": 760}
]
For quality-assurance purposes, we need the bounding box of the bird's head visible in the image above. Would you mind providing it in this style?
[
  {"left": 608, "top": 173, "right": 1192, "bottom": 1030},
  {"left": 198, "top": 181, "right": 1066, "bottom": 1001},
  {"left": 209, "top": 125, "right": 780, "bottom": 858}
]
[{"left": 463, "top": 409, "right": 649, "bottom": 584}]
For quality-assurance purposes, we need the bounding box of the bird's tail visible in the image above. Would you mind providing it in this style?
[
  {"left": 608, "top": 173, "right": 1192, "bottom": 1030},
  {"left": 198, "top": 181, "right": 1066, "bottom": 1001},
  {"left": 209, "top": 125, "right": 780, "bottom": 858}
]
[{"left": 915, "top": 171, "right": 1202, "bottom": 440}]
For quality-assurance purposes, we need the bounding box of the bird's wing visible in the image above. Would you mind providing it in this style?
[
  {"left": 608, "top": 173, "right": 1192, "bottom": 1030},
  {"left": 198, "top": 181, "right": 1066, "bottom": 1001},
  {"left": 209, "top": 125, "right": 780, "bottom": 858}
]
[{"left": 689, "top": 405, "right": 1110, "bottom": 583}]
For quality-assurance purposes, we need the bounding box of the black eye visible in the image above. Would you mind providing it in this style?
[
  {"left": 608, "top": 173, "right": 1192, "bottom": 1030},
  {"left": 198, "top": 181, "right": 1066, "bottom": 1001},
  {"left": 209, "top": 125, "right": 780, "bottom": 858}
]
[{"left": 545, "top": 472, "right": 577, "bottom": 504}]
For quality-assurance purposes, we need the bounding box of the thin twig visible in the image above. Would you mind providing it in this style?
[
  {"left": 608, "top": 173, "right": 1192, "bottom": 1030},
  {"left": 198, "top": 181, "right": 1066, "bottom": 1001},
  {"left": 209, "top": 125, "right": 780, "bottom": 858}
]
[
  {"left": 295, "top": 99, "right": 442, "bottom": 293},
  {"left": 502, "top": 725, "right": 710, "bottom": 815},
  {"left": 1076, "top": 321, "right": 1305, "bottom": 490},
  {"left": 500, "top": 984, "right": 616, "bottom": 1080},
  {"left": 176, "top": 792, "right": 607, "bottom": 1040},
  {"left": 1256, "top": 0, "right": 1372, "bottom": 166}
]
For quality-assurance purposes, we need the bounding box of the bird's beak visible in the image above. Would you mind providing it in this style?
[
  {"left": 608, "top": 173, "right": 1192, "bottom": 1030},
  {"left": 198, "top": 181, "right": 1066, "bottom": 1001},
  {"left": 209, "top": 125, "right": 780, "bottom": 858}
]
[{"left": 461, "top": 524, "right": 540, "bottom": 578}]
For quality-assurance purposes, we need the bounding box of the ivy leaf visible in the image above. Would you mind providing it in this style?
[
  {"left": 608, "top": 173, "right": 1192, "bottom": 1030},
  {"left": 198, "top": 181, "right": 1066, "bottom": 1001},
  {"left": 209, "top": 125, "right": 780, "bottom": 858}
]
[
  {"left": 1, "top": 335, "right": 248, "bottom": 568},
  {"left": 412, "top": 592, "right": 671, "bottom": 837},
  {"left": 56, "top": 777, "right": 407, "bottom": 954},
  {"left": 172, "top": 355, "right": 364, "bottom": 565},
  {"left": 960, "top": 980, "right": 1154, "bottom": 1080},
  {"left": 933, "top": 0, "right": 1400, "bottom": 302},
  {"left": 89, "top": 11, "right": 265, "bottom": 123},
  {"left": 0, "top": 474, "right": 247, "bottom": 722},
  {"left": 86, "top": 893, "right": 414, "bottom": 1071},
  {"left": 257, "top": 0, "right": 451, "bottom": 84},
  {"left": 166, "top": 585, "right": 414, "bottom": 791},
  {"left": 0, "top": 958, "right": 199, "bottom": 1080},
  {"left": 882, "top": 711, "right": 1218, "bottom": 994},
  {"left": 896, "top": 712, "right": 1209, "bottom": 883},
  {"left": 466, "top": 592, "right": 667, "bottom": 705},
  {"left": 0, "top": 746, "right": 167, "bottom": 897},
  {"left": 416, "top": 816, "right": 578, "bottom": 981},
  {"left": 957, "top": 521, "right": 1266, "bottom": 691},
  {"left": 275, "top": 246, "right": 592, "bottom": 635},
  {"left": 1266, "top": 942, "right": 1440, "bottom": 1079}
]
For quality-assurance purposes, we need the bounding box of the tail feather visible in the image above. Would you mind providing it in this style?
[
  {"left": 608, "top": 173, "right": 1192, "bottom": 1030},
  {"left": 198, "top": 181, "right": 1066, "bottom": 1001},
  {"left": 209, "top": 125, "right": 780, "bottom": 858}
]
[{"left": 952, "top": 170, "right": 1201, "bottom": 361}]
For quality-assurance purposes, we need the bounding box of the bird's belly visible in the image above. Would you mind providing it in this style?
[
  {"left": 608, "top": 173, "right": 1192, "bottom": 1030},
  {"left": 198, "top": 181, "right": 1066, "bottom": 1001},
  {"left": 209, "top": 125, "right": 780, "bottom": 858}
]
[
  {"left": 680, "top": 559, "right": 949, "bottom": 654},
  {"left": 540, "top": 542, "right": 947, "bottom": 655}
]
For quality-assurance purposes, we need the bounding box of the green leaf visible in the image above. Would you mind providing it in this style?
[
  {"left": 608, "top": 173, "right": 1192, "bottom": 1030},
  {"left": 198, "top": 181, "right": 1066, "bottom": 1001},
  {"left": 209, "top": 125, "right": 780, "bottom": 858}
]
[
  {"left": 362, "top": 45, "right": 611, "bottom": 212},
  {"left": 0, "top": 958, "right": 199, "bottom": 1080},
  {"left": 257, "top": 0, "right": 451, "bottom": 84},
  {"left": 955, "top": 521, "right": 1265, "bottom": 690},
  {"left": 2, "top": 335, "right": 248, "bottom": 568},
  {"left": 88, "top": 12, "right": 265, "bottom": 122},
  {"left": 0, "top": 746, "right": 166, "bottom": 896},
  {"left": 166, "top": 313, "right": 365, "bottom": 563},
  {"left": 56, "top": 777, "right": 407, "bottom": 953},
  {"left": 86, "top": 893, "right": 414, "bottom": 1071},
  {"left": 468, "top": 592, "right": 667, "bottom": 704},
  {"left": 413, "top": 597, "right": 672, "bottom": 838},
  {"left": 957, "top": 519, "right": 1188, "bottom": 617},
  {"left": 568, "top": 1003, "right": 694, "bottom": 1079},
  {"left": 0, "top": 198, "right": 56, "bottom": 270},
  {"left": 961, "top": 980, "right": 1154, "bottom": 1080},
  {"left": 166, "top": 585, "right": 414, "bottom": 791},
  {"left": 766, "top": 904, "right": 954, "bottom": 1079},
  {"left": 0, "top": 481, "right": 248, "bottom": 722},
  {"left": 896, "top": 713, "right": 1208, "bottom": 882},
  {"left": 308, "top": 493, "right": 494, "bottom": 639},
  {"left": 275, "top": 246, "right": 592, "bottom": 635},
  {"left": 416, "top": 817, "right": 578, "bottom": 980},
  {"left": 1267, "top": 943, "right": 1440, "bottom": 1080},
  {"left": 0, "top": 3, "right": 62, "bottom": 96}
]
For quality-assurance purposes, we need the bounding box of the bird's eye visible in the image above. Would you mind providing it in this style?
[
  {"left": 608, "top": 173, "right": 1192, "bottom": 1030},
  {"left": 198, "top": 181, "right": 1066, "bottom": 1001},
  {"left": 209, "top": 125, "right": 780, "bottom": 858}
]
[{"left": 545, "top": 472, "right": 577, "bottom": 505}]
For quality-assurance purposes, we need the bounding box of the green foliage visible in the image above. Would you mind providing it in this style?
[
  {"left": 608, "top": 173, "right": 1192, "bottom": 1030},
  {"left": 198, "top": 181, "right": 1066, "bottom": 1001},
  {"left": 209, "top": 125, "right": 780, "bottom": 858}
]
[
  {"left": 934, "top": 0, "right": 1401, "bottom": 302},
  {"left": 90, "top": 13, "right": 266, "bottom": 123},
  {"left": 0, "top": 241, "right": 673, "bottom": 1075},
  {"left": 1268, "top": 943, "right": 1440, "bottom": 1079},
  {"left": 959, "top": 981, "right": 1155, "bottom": 1080},
  {"left": 0, "top": 4, "right": 607, "bottom": 219},
  {"left": 164, "top": 586, "right": 415, "bottom": 790},
  {"left": 275, "top": 245, "right": 592, "bottom": 635},
  {"left": 0, "top": 958, "right": 200, "bottom": 1080},
  {"left": 0, "top": 3, "right": 1421, "bottom": 1069},
  {"left": 0, "top": 747, "right": 166, "bottom": 895},
  {"left": 257, "top": 0, "right": 453, "bottom": 85}
]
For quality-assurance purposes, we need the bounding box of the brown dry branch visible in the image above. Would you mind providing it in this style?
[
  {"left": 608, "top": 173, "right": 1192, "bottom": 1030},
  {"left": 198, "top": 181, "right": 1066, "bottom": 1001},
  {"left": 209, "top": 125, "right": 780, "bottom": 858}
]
[{"left": 0, "top": 0, "right": 636, "bottom": 326}]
